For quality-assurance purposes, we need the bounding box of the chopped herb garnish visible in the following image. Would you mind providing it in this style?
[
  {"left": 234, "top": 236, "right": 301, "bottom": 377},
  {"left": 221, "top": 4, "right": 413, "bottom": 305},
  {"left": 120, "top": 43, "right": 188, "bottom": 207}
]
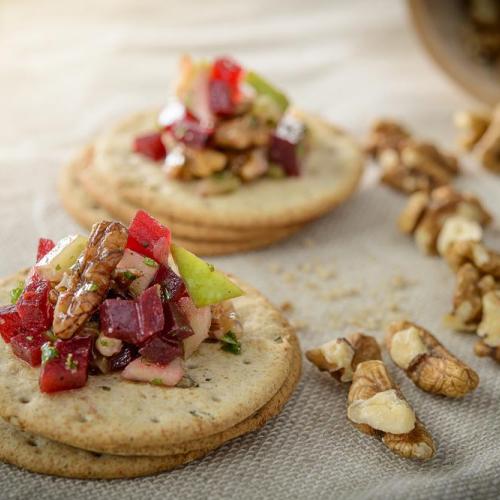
[
  {"left": 143, "top": 257, "right": 158, "bottom": 267},
  {"left": 274, "top": 336, "right": 283, "bottom": 343},
  {"left": 220, "top": 331, "right": 242, "bottom": 355},
  {"left": 10, "top": 281, "right": 25, "bottom": 304},
  {"left": 141, "top": 241, "right": 149, "bottom": 248},
  {"left": 151, "top": 378, "right": 164, "bottom": 386},
  {"left": 86, "top": 283, "right": 99, "bottom": 292},
  {"left": 41, "top": 343, "right": 59, "bottom": 364},
  {"left": 55, "top": 264, "right": 62, "bottom": 271},
  {"left": 44, "top": 330, "right": 57, "bottom": 342},
  {"left": 65, "top": 353, "right": 78, "bottom": 371},
  {"left": 207, "top": 263, "right": 215, "bottom": 272},
  {"left": 99, "top": 339, "right": 109, "bottom": 347},
  {"left": 123, "top": 270, "right": 136, "bottom": 281}
]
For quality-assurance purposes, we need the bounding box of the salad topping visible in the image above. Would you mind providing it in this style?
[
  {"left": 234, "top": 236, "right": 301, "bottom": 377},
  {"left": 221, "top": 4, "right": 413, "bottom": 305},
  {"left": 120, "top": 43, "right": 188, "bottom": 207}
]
[
  {"left": 0, "top": 211, "right": 244, "bottom": 393},
  {"left": 133, "top": 55, "right": 307, "bottom": 195}
]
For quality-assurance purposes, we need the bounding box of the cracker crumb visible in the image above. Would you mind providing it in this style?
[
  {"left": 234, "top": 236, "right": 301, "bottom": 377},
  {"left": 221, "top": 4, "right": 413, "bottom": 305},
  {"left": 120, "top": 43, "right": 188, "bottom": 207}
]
[
  {"left": 282, "top": 272, "right": 297, "bottom": 283},
  {"left": 389, "top": 274, "right": 415, "bottom": 290},
  {"left": 320, "top": 287, "right": 360, "bottom": 301},
  {"left": 291, "top": 319, "right": 308, "bottom": 332},
  {"left": 267, "top": 262, "right": 284, "bottom": 274},
  {"left": 301, "top": 237, "right": 317, "bottom": 248},
  {"left": 280, "top": 301, "right": 294, "bottom": 313}
]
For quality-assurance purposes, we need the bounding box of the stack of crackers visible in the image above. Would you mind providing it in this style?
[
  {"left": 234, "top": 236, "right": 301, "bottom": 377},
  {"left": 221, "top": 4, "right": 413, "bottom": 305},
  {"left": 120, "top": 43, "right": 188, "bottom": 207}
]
[{"left": 59, "top": 110, "right": 364, "bottom": 255}]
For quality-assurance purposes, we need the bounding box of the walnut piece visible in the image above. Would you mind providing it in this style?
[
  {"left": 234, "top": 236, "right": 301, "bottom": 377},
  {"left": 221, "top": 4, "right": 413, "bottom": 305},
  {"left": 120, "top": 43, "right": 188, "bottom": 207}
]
[
  {"left": 347, "top": 360, "right": 435, "bottom": 460},
  {"left": 454, "top": 110, "right": 491, "bottom": 151},
  {"left": 445, "top": 240, "right": 500, "bottom": 277},
  {"left": 386, "top": 321, "right": 479, "bottom": 398},
  {"left": 53, "top": 221, "right": 128, "bottom": 339},
  {"left": 475, "top": 110, "right": 500, "bottom": 173},
  {"left": 306, "top": 333, "right": 381, "bottom": 383},
  {"left": 477, "top": 291, "right": 500, "bottom": 347},
  {"left": 365, "top": 119, "right": 410, "bottom": 157},
  {"left": 398, "top": 191, "right": 429, "bottom": 234},
  {"left": 436, "top": 216, "right": 483, "bottom": 256},
  {"left": 209, "top": 301, "right": 242, "bottom": 340}
]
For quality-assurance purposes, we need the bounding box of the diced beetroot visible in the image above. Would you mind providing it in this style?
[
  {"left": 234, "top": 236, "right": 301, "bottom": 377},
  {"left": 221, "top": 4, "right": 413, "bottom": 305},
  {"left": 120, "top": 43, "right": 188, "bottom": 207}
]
[
  {"left": 133, "top": 132, "right": 167, "bottom": 162},
  {"left": 154, "top": 265, "right": 187, "bottom": 302},
  {"left": 211, "top": 57, "right": 243, "bottom": 93},
  {"left": 101, "top": 285, "right": 164, "bottom": 345},
  {"left": 109, "top": 344, "right": 139, "bottom": 372},
  {"left": 10, "top": 332, "right": 46, "bottom": 366},
  {"left": 170, "top": 119, "right": 213, "bottom": 149},
  {"left": 163, "top": 301, "right": 194, "bottom": 340},
  {"left": 126, "top": 210, "right": 171, "bottom": 265},
  {"left": 16, "top": 279, "right": 53, "bottom": 334},
  {"left": 139, "top": 331, "right": 184, "bottom": 365},
  {"left": 0, "top": 305, "right": 23, "bottom": 343},
  {"left": 39, "top": 337, "right": 93, "bottom": 393},
  {"left": 36, "top": 238, "right": 55, "bottom": 263},
  {"left": 269, "top": 115, "right": 305, "bottom": 177},
  {"left": 178, "top": 297, "right": 211, "bottom": 358},
  {"left": 209, "top": 79, "right": 235, "bottom": 116},
  {"left": 122, "top": 356, "right": 184, "bottom": 387}
]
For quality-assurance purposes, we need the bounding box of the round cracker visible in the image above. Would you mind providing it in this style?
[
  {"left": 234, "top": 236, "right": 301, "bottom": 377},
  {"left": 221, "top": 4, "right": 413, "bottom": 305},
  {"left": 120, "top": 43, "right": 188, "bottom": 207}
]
[
  {"left": 76, "top": 149, "right": 304, "bottom": 242},
  {"left": 0, "top": 272, "right": 300, "bottom": 456},
  {"left": 92, "top": 108, "right": 364, "bottom": 229},
  {"left": 59, "top": 151, "right": 303, "bottom": 255},
  {"left": 0, "top": 343, "right": 301, "bottom": 479}
]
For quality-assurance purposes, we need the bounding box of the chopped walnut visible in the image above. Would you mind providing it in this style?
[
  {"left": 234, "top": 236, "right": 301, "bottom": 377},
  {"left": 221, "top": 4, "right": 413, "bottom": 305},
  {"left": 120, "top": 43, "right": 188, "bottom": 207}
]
[
  {"left": 454, "top": 110, "right": 491, "bottom": 151},
  {"left": 398, "top": 191, "right": 429, "bottom": 234},
  {"left": 475, "top": 107, "right": 500, "bottom": 173},
  {"left": 365, "top": 119, "right": 410, "bottom": 157},
  {"left": 53, "top": 221, "right": 128, "bottom": 339},
  {"left": 209, "top": 301, "right": 242, "bottom": 340},
  {"left": 477, "top": 290, "right": 500, "bottom": 348},
  {"left": 445, "top": 240, "right": 500, "bottom": 277},
  {"left": 386, "top": 321, "right": 479, "bottom": 398},
  {"left": 230, "top": 148, "right": 269, "bottom": 181},
  {"left": 213, "top": 115, "right": 271, "bottom": 150},
  {"left": 347, "top": 360, "right": 435, "bottom": 460}
]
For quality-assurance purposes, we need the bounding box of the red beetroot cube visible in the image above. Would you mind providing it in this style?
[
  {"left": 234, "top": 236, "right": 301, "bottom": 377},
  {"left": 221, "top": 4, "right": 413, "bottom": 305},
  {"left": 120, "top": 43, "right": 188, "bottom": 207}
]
[
  {"left": 101, "top": 285, "right": 164, "bottom": 345},
  {"left": 16, "top": 278, "right": 53, "bottom": 333},
  {"left": 139, "top": 332, "right": 183, "bottom": 365},
  {"left": 170, "top": 119, "right": 213, "bottom": 149},
  {"left": 211, "top": 57, "right": 243, "bottom": 90},
  {"left": 36, "top": 238, "right": 55, "bottom": 262},
  {"left": 126, "top": 210, "right": 171, "bottom": 265},
  {"left": 0, "top": 305, "right": 23, "bottom": 343},
  {"left": 133, "top": 132, "right": 167, "bottom": 162},
  {"left": 109, "top": 344, "right": 139, "bottom": 372},
  {"left": 39, "top": 337, "right": 93, "bottom": 393},
  {"left": 163, "top": 301, "right": 193, "bottom": 340},
  {"left": 11, "top": 332, "right": 46, "bottom": 366},
  {"left": 209, "top": 79, "right": 235, "bottom": 116},
  {"left": 153, "top": 265, "right": 187, "bottom": 302},
  {"left": 269, "top": 116, "right": 305, "bottom": 177}
]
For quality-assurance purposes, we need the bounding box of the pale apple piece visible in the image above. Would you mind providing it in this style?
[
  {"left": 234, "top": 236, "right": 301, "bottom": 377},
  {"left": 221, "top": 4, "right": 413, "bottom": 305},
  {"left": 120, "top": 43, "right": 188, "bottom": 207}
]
[
  {"left": 178, "top": 296, "right": 212, "bottom": 358},
  {"left": 122, "top": 357, "right": 184, "bottom": 387},
  {"left": 116, "top": 249, "right": 159, "bottom": 297},
  {"left": 96, "top": 333, "right": 123, "bottom": 357}
]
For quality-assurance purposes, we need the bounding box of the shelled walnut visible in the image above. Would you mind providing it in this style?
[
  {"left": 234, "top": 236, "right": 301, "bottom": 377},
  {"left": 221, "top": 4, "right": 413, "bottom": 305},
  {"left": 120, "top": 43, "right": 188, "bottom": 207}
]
[
  {"left": 444, "top": 240, "right": 500, "bottom": 277},
  {"left": 398, "top": 186, "right": 491, "bottom": 255},
  {"left": 367, "top": 119, "right": 460, "bottom": 194},
  {"left": 306, "top": 333, "right": 381, "bottom": 383},
  {"left": 386, "top": 321, "right": 479, "bottom": 398},
  {"left": 454, "top": 110, "right": 491, "bottom": 151},
  {"left": 347, "top": 360, "right": 435, "bottom": 460},
  {"left": 473, "top": 106, "right": 500, "bottom": 174}
]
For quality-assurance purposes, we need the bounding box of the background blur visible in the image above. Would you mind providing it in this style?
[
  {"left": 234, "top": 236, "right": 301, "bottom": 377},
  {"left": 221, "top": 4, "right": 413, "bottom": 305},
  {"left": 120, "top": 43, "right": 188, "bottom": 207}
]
[{"left": 0, "top": 0, "right": 478, "bottom": 277}]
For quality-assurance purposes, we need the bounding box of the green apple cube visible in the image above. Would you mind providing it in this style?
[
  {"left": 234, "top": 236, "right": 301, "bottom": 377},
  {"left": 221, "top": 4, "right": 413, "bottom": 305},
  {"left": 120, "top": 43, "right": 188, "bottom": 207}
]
[
  {"left": 245, "top": 71, "right": 289, "bottom": 113},
  {"left": 170, "top": 244, "right": 244, "bottom": 307},
  {"left": 35, "top": 234, "right": 88, "bottom": 282}
]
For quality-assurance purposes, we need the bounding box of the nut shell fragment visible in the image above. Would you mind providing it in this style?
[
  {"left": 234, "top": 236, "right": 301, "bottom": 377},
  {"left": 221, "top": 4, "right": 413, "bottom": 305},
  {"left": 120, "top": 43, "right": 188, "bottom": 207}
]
[{"left": 386, "top": 321, "right": 479, "bottom": 398}]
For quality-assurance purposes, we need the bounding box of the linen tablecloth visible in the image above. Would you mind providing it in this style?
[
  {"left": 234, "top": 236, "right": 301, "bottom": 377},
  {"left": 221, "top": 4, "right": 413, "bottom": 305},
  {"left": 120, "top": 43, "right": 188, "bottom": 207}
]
[{"left": 1, "top": 1, "right": 499, "bottom": 498}]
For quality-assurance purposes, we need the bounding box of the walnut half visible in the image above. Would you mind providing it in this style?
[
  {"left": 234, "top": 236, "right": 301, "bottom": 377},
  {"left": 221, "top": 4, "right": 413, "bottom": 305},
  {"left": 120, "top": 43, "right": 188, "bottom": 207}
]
[
  {"left": 386, "top": 321, "right": 479, "bottom": 398},
  {"left": 347, "top": 360, "right": 435, "bottom": 460}
]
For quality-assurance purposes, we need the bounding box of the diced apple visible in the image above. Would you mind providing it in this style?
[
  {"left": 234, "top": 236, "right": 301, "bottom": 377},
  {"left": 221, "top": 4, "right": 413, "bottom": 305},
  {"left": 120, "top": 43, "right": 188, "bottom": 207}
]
[
  {"left": 245, "top": 70, "right": 289, "bottom": 113},
  {"left": 34, "top": 234, "right": 88, "bottom": 282},
  {"left": 171, "top": 244, "right": 244, "bottom": 307},
  {"left": 178, "top": 296, "right": 211, "bottom": 358},
  {"left": 122, "top": 356, "right": 184, "bottom": 387},
  {"left": 96, "top": 333, "right": 123, "bottom": 357},
  {"left": 116, "top": 249, "right": 159, "bottom": 297}
]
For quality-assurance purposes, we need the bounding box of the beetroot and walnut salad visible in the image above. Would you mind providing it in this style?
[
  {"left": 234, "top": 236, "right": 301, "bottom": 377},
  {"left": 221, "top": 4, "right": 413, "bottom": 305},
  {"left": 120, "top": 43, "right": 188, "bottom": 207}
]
[
  {"left": 133, "top": 55, "right": 307, "bottom": 195},
  {"left": 0, "top": 210, "right": 244, "bottom": 393}
]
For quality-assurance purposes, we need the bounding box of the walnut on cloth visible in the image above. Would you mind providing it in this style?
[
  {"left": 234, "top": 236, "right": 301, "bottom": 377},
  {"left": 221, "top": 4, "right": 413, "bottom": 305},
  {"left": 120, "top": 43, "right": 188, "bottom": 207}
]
[
  {"left": 367, "top": 119, "right": 459, "bottom": 194},
  {"left": 386, "top": 321, "right": 479, "bottom": 398},
  {"left": 398, "top": 186, "right": 491, "bottom": 255},
  {"left": 347, "top": 360, "right": 436, "bottom": 460}
]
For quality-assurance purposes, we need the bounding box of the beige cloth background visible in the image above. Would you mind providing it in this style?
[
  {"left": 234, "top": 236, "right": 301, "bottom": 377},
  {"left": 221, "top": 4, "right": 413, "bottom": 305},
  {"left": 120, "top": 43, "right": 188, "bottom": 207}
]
[{"left": 1, "top": 1, "right": 500, "bottom": 498}]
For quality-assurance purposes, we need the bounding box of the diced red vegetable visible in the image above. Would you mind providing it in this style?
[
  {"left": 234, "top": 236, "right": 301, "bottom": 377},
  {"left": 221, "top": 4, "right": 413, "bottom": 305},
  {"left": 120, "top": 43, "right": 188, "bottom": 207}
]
[
  {"left": 126, "top": 210, "right": 171, "bottom": 265},
  {"left": 0, "top": 305, "right": 23, "bottom": 343},
  {"left": 269, "top": 115, "right": 305, "bottom": 177},
  {"left": 36, "top": 238, "right": 55, "bottom": 263},
  {"left": 133, "top": 132, "right": 167, "bottom": 162},
  {"left": 10, "top": 332, "right": 46, "bottom": 366},
  {"left": 122, "top": 356, "right": 185, "bottom": 387},
  {"left": 153, "top": 265, "right": 187, "bottom": 302},
  {"left": 209, "top": 79, "right": 235, "bottom": 116},
  {"left": 170, "top": 119, "right": 213, "bottom": 149},
  {"left": 100, "top": 285, "right": 164, "bottom": 345},
  {"left": 139, "top": 331, "right": 184, "bottom": 365},
  {"left": 16, "top": 278, "right": 53, "bottom": 334},
  {"left": 163, "top": 301, "right": 194, "bottom": 340},
  {"left": 39, "top": 337, "right": 93, "bottom": 393},
  {"left": 211, "top": 57, "right": 243, "bottom": 92},
  {"left": 109, "top": 344, "right": 139, "bottom": 372}
]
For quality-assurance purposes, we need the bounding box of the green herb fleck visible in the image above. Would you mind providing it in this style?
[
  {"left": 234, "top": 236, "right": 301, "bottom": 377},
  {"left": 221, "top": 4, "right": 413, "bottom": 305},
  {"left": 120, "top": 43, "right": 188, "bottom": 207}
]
[
  {"left": 44, "top": 330, "right": 57, "bottom": 342},
  {"left": 99, "top": 339, "right": 109, "bottom": 347},
  {"left": 55, "top": 264, "right": 62, "bottom": 271},
  {"left": 143, "top": 257, "right": 158, "bottom": 268},
  {"left": 141, "top": 241, "right": 150, "bottom": 248},
  {"left": 123, "top": 270, "right": 136, "bottom": 281},
  {"left": 86, "top": 282, "right": 99, "bottom": 293},
  {"left": 65, "top": 353, "right": 78, "bottom": 371},
  {"left": 151, "top": 378, "right": 164, "bottom": 386},
  {"left": 220, "top": 331, "right": 242, "bottom": 355},
  {"left": 207, "top": 263, "right": 215, "bottom": 272},
  {"left": 274, "top": 336, "right": 283, "bottom": 343},
  {"left": 10, "top": 281, "right": 25, "bottom": 304},
  {"left": 41, "top": 343, "right": 59, "bottom": 364}
]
